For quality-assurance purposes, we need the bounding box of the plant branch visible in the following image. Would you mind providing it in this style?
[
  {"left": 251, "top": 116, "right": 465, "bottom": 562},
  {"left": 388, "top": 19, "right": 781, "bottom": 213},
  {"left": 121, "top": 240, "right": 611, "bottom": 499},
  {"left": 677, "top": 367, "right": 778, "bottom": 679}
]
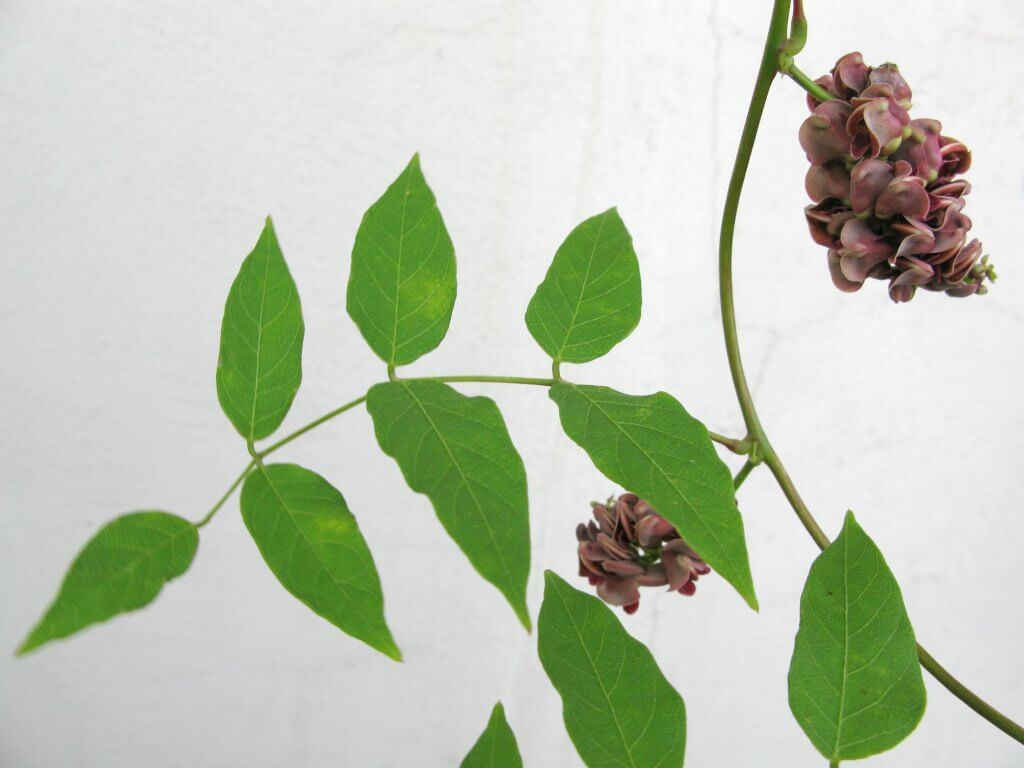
[
  {"left": 259, "top": 394, "right": 369, "bottom": 458},
  {"left": 733, "top": 459, "right": 756, "bottom": 490},
  {"left": 193, "top": 374, "right": 555, "bottom": 528},
  {"left": 405, "top": 374, "right": 555, "bottom": 387},
  {"left": 259, "top": 374, "right": 554, "bottom": 462},
  {"left": 718, "top": 0, "right": 1024, "bottom": 744},
  {"left": 194, "top": 461, "right": 255, "bottom": 528}
]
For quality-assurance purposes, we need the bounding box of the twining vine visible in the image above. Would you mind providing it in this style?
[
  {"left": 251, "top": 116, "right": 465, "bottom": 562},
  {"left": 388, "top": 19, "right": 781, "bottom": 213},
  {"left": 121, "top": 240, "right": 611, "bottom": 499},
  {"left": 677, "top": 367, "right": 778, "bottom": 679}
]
[{"left": 17, "top": 0, "right": 1021, "bottom": 765}]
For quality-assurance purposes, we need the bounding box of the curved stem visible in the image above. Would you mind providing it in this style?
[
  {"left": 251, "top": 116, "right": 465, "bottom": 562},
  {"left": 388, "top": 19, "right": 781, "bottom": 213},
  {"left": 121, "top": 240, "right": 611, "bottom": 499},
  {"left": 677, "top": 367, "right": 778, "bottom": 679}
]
[
  {"left": 719, "top": 0, "right": 787, "bottom": 446},
  {"left": 916, "top": 645, "right": 1024, "bottom": 743},
  {"left": 718, "top": 0, "right": 1024, "bottom": 743},
  {"left": 764, "top": 459, "right": 829, "bottom": 549}
]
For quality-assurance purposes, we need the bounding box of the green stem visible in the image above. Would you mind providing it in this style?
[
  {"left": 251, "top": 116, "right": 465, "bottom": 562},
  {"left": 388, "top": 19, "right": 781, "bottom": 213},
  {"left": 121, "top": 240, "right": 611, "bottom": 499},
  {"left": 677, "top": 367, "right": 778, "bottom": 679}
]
[
  {"left": 405, "top": 374, "right": 555, "bottom": 387},
  {"left": 193, "top": 373, "right": 554, "bottom": 528},
  {"left": 718, "top": 0, "right": 1024, "bottom": 744},
  {"left": 765, "top": 459, "right": 830, "bottom": 549},
  {"left": 718, "top": 0, "right": 786, "bottom": 446},
  {"left": 709, "top": 431, "right": 751, "bottom": 454},
  {"left": 916, "top": 645, "right": 1024, "bottom": 744},
  {"left": 780, "top": 59, "right": 833, "bottom": 103},
  {"left": 194, "top": 461, "right": 255, "bottom": 528},
  {"left": 258, "top": 394, "right": 369, "bottom": 458},
  {"left": 733, "top": 459, "right": 756, "bottom": 490}
]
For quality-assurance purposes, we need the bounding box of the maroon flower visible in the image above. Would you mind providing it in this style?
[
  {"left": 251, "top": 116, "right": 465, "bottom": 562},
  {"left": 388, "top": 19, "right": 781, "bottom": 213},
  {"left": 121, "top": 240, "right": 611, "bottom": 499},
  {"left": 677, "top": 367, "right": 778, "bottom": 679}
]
[
  {"left": 799, "top": 52, "right": 995, "bottom": 302},
  {"left": 576, "top": 493, "right": 710, "bottom": 614}
]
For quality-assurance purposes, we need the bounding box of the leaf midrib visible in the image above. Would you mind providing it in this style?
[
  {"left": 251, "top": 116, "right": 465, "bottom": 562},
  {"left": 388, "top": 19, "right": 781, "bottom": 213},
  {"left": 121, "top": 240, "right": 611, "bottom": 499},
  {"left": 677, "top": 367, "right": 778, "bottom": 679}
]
[
  {"left": 398, "top": 382, "right": 518, "bottom": 596},
  {"left": 833, "top": 525, "right": 851, "bottom": 759},
  {"left": 556, "top": 211, "right": 609, "bottom": 360},
  {"left": 550, "top": 577, "right": 638, "bottom": 768},
  {"left": 247, "top": 244, "right": 273, "bottom": 442},
  {"left": 258, "top": 468, "right": 380, "bottom": 637},
  {"left": 389, "top": 166, "right": 415, "bottom": 365},
  {"left": 29, "top": 518, "right": 193, "bottom": 647}
]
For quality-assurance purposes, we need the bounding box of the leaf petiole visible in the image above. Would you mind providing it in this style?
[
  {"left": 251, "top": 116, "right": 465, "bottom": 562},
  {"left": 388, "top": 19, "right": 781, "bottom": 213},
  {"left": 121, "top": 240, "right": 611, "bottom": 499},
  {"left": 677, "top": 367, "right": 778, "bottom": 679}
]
[
  {"left": 733, "top": 459, "right": 756, "bottom": 490},
  {"left": 194, "top": 461, "right": 256, "bottom": 529}
]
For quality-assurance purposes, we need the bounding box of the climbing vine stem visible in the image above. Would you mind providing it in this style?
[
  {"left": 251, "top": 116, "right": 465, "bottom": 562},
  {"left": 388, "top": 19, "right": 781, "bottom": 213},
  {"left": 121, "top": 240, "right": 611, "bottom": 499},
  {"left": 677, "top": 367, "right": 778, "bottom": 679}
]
[{"left": 717, "top": 0, "right": 1024, "bottom": 744}]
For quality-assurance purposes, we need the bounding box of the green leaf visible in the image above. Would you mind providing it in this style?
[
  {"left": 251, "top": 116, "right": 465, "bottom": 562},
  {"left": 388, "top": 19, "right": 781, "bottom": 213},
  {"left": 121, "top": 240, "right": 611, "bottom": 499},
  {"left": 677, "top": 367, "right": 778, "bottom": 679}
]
[
  {"left": 366, "top": 380, "right": 531, "bottom": 629},
  {"left": 549, "top": 382, "right": 757, "bottom": 609},
  {"left": 347, "top": 154, "right": 457, "bottom": 366},
  {"left": 18, "top": 512, "right": 198, "bottom": 655},
  {"left": 788, "top": 512, "right": 926, "bottom": 762},
  {"left": 538, "top": 571, "right": 686, "bottom": 768},
  {"left": 525, "top": 208, "right": 640, "bottom": 364},
  {"left": 460, "top": 702, "right": 523, "bottom": 768},
  {"left": 240, "top": 463, "right": 401, "bottom": 661},
  {"left": 216, "top": 217, "right": 305, "bottom": 442}
]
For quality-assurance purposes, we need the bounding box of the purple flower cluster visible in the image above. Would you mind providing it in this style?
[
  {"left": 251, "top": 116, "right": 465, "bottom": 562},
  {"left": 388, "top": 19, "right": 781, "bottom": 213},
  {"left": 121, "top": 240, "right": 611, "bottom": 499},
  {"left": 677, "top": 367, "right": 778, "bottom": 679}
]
[
  {"left": 576, "top": 493, "right": 710, "bottom": 614},
  {"left": 800, "top": 53, "right": 995, "bottom": 302}
]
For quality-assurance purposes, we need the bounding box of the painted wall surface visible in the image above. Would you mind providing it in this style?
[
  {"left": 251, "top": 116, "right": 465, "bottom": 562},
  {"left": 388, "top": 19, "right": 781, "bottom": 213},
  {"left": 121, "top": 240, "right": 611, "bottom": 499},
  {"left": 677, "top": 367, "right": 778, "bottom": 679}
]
[{"left": 2, "top": 1, "right": 1021, "bottom": 765}]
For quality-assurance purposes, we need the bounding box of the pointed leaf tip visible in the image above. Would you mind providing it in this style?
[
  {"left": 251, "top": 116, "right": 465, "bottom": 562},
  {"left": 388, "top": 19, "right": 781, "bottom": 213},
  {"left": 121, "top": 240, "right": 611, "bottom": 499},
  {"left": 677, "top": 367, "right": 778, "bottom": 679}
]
[
  {"left": 788, "top": 512, "right": 926, "bottom": 761},
  {"left": 460, "top": 700, "right": 523, "bottom": 768},
  {"left": 216, "top": 219, "right": 304, "bottom": 441},
  {"left": 514, "top": 601, "right": 532, "bottom": 633},
  {"left": 538, "top": 571, "right": 686, "bottom": 767},
  {"left": 366, "top": 381, "right": 531, "bottom": 629},
  {"left": 347, "top": 157, "right": 456, "bottom": 366},
  {"left": 17, "top": 512, "right": 198, "bottom": 655},
  {"left": 240, "top": 464, "right": 401, "bottom": 661},
  {"left": 525, "top": 209, "right": 641, "bottom": 364}
]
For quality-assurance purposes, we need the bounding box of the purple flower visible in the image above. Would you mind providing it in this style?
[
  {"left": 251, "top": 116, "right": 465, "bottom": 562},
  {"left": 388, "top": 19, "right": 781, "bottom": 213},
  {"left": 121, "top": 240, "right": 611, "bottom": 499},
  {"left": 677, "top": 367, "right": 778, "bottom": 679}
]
[
  {"left": 799, "top": 52, "right": 995, "bottom": 302},
  {"left": 576, "top": 493, "right": 710, "bottom": 614}
]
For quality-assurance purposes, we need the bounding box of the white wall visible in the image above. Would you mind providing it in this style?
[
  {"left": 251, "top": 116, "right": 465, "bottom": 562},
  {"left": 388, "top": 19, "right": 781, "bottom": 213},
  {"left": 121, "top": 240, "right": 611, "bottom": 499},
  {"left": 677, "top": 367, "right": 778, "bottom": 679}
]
[{"left": 2, "top": 1, "right": 1022, "bottom": 765}]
